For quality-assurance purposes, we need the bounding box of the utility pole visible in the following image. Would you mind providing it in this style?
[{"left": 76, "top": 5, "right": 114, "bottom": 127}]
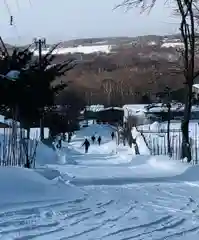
[{"left": 33, "top": 38, "right": 46, "bottom": 141}]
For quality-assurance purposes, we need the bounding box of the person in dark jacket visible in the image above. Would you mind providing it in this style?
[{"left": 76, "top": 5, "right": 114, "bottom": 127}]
[
  {"left": 91, "top": 135, "right": 96, "bottom": 144},
  {"left": 111, "top": 132, "right": 115, "bottom": 140},
  {"left": 82, "top": 138, "right": 90, "bottom": 153},
  {"left": 68, "top": 132, "right": 72, "bottom": 143},
  {"left": 97, "top": 136, "right": 101, "bottom": 145},
  {"left": 56, "top": 135, "right": 62, "bottom": 149}
]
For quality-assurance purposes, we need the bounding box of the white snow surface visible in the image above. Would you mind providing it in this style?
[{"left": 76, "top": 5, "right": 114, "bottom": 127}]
[
  {"left": 1, "top": 123, "right": 199, "bottom": 239},
  {"left": 33, "top": 45, "right": 112, "bottom": 56}
]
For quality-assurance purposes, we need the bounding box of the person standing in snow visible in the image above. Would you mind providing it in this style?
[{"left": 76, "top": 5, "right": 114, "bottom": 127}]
[
  {"left": 91, "top": 135, "right": 96, "bottom": 144},
  {"left": 82, "top": 138, "right": 90, "bottom": 153},
  {"left": 57, "top": 135, "right": 62, "bottom": 149},
  {"left": 111, "top": 131, "right": 115, "bottom": 140},
  {"left": 97, "top": 136, "right": 101, "bottom": 145}
]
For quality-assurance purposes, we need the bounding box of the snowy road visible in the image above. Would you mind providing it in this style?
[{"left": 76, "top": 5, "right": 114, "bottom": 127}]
[
  {"left": 1, "top": 124, "right": 199, "bottom": 239},
  {"left": 1, "top": 183, "right": 199, "bottom": 239}
]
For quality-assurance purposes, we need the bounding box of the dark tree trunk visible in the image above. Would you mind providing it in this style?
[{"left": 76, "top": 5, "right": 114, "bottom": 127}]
[
  {"left": 167, "top": 104, "right": 172, "bottom": 157},
  {"left": 181, "top": 85, "right": 192, "bottom": 162},
  {"left": 40, "top": 115, "right": 44, "bottom": 141},
  {"left": 27, "top": 127, "right": 30, "bottom": 139}
]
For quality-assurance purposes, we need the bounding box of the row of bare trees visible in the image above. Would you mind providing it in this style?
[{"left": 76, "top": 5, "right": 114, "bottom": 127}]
[{"left": 80, "top": 68, "right": 184, "bottom": 106}]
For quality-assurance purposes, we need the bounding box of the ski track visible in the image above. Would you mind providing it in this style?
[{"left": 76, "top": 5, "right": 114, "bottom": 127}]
[{"left": 1, "top": 183, "right": 199, "bottom": 239}]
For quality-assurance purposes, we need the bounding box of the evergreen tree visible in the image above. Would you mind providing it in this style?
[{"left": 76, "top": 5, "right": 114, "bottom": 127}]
[{"left": 0, "top": 46, "right": 76, "bottom": 136}]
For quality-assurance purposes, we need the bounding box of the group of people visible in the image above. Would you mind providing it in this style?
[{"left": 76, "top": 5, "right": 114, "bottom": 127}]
[{"left": 82, "top": 131, "right": 115, "bottom": 153}]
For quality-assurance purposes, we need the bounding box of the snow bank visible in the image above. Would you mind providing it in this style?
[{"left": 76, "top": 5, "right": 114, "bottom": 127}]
[
  {"left": 36, "top": 142, "right": 58, "bottom": 165},
  {"left": 0, "top": 167, "right": 84, "bottom": 205},
  {"left": 175, "top": 165, "right": 199, "bottom": 181},
  {"left": 131, "top": 127, "right": 150, "bottom": 155},
  {"left": 148, "top": 155, "right": 188, "bottom": 173},
  {"left": 62, "top": 155, "right": 192, "bottom": 186}
]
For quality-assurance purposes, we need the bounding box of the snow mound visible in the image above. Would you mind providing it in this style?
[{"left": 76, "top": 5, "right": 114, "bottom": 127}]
[
  {"left": 36, "top": 142, "right": 58, "bottom": 165},
  {"left": 131, "top": 127, "right": 150, "bottom": 155},
  {"left": 175, "top": 165, "right": 199, "bottom": 181},
  {"left": 0, "top": 167, "right": 84, "bottom": 205},
  {"left": 148, "top": 155, "right": 188, "bottom": 173},
  {"left": 150, "top": 121, "right": 160, "bottom": 130},
  {"left": 35, "top": 167, "right": 61, "bottom": 180}
]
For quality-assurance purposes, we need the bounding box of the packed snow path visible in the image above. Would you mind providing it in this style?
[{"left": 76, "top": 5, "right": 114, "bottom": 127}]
[{"left": 1, "top": 124, "right": 199, "bottom": 239}]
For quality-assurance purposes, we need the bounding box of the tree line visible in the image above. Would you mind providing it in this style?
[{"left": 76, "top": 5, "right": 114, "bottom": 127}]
[{"left": 56, "top": 49, "right": 187, "bottom": 106}]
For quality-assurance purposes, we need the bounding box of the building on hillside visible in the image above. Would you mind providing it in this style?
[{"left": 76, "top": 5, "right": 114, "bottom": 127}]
[
  {"left": 123, "top": 103, "right": 199, "bottom": 122},
  {"left": 96, "top": 107, "right": 124, "bottom": 125},
  {"left": 145, "top": 104, "right": 199, "bottom": 121},
  {"left": 0, "top": 122, "right": 9, "bottom": 128}
]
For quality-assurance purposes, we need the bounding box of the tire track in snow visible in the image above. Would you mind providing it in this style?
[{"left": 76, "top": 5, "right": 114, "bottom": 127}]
[
  {"left": 0, "top": 197, "right": 90, "bottom": 239},
  {"left": 101, "top": 215, "right": 174, "bottom": 238},
  {"left": 121, "top": 219, "right": 196, "bottom": 240},
  {"left": 0, "top": 197, "right": 86, "bottom": 218},
  {"left": 1, "top": 185, "right": 199, "bottom": 239},
  {"left": 153, "top": 225, "right": 199, "bottom": 240},
  {"left": 97, "top": 199, "right": 114, "bottom": 208},
  {"left": 109, "top": 217, "right": 186, "bottom": 240}
]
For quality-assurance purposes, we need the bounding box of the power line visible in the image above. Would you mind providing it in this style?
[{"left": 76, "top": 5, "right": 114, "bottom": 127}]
[
  {"left": 3, "top": 0, "right": 12, "bottom": 16},
  {"left": 28, "top": 0, "right": 32, "bottom": 7},
  {"left": 15, "top": 0, "right": 20, "bottom": 11},
  {"left": 3, "top": 0, "right": 33, "bottom": 43},
  {"left": 3, "top": 0, "right": 21, "bottom": 42}
]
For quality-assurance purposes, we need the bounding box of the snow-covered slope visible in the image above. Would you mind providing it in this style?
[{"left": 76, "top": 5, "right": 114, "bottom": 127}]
[
  {"left": 1, "top": 123, "right": 199, "bottom": 239},
  {"left": 33, "top": 45, "right": 112, "bottom": 55},
  {"left": 0, "top": 167, "right": 83, "bottom": 204}
]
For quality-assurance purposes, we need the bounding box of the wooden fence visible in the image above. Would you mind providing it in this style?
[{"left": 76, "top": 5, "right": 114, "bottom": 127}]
[
  {"left": 0, "top": 121, "right": 38, "bottom": 167},
  {"left": 139, "top": 126, "right": 199, "bottom": 164}
]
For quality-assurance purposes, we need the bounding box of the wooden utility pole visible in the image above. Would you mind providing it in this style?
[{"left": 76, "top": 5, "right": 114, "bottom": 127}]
[{"left": 33, "top": 38, "right": 46, "bottom": 141}]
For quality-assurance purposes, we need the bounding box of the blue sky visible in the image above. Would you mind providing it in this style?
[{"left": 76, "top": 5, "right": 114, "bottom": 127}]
[{"left": 0, "top": 0, "right": 180, "bottom": 45}]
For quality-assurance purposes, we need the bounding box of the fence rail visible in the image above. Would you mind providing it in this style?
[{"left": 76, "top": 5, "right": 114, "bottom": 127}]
[
  {"left": 0, "top": 121, "right": 38, "bottom": 167},
  {"left": 138, "top": 126, "right": 199, "bottom": 164}
]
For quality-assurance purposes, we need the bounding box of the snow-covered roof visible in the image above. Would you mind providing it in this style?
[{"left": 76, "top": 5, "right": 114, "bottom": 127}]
[
  {"left": 99, "top": 107, "right": 123, "bottom": 111},
  {"left": 0, "top": 114, "right": 21, "bottom": 127},
  {"left": 193, "top": 84, "right": 199, "bottom": 89},
  {"left": 0, "top": 115, "right": 4, "bottom": 123},
  {"left": 86, "top": 105, "right": 104, "bottom": 112},
  {"left": 123, "top": 103, "right": 199, "bottom": 116},
  {"left": 123, "top": 104, "right": 148, "bottom": 116},
  {"left": 147, "top": 104, "right": 199, "bottom": 113}
]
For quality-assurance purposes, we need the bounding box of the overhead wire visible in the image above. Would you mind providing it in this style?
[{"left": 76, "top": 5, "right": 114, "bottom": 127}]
[
  {"left": 28, "top": 0, "right": 32, "bottom": 7},
  {"left": 3, "top": 0, "right": 21, "bottom": 42},
  {"left": 15, "top": 0, "right": 20, "bottom": 11}
]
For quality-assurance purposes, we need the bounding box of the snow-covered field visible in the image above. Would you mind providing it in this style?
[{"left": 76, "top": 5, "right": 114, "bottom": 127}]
[{"left": 1, "top": 123, "right": 199, "bottom": 239}]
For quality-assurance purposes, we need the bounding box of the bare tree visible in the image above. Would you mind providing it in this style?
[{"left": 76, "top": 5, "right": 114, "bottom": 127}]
[
  {"left": 101, "top": 78, "right": 116, "bottom": 106},
  {"left": 161, "top": 86, "right": 172, "bottom": 157},
  {"left": 115, "top": 0, "right": 196, "bottom": 162}
]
